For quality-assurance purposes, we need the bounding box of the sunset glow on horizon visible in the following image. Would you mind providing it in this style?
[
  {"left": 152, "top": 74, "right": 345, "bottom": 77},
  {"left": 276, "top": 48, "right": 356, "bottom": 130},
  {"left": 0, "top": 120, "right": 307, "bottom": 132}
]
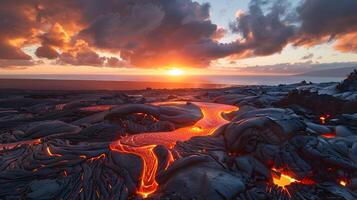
[{"left": 167, "top": 68, "right": 185, "bottom": 76}]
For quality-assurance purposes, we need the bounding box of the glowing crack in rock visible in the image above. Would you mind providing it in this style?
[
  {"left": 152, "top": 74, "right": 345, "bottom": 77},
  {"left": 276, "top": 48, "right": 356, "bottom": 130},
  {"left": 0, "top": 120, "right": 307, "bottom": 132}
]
[
  {"left": 340, "top": 180, "right": 347, "bottom": 187},
  {"left": 271, "top": 168, "right": 315, "bottom": 197},
  {"left": 321, "top": 133, "right": 337, "bottom": 138},
  {"left": 110, "top": 102, "right": 238, "bottom": 198},
  {"left": 0, "top": 139, "right": 41, "bottom": 150}
]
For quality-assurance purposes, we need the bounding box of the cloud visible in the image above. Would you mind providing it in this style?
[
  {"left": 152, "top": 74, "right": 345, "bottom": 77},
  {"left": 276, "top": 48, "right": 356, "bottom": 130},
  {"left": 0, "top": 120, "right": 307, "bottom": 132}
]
[
  {"left": 294, "top": 0, "right": 357, "bottom": 46},
  {"left": 230, "top": 0, "right": 296, "bottom": 56},
  {"left": 300, "top": 53, "right": 314, "bottom": 60},
  {"left": 0, "top": 42, "right": 32, "bottom": 60},
  {"left": 0, "top": 59, "right": 37, "bottom": 68},
  {"left": 0, "top": 0, "right": 36, "bottom": 60},
  {"left": 0, "top": 0, "right": 356, "bottom": 69},
  {"left": 35, "top": 46, "right": 59, "bottom": 59},
  {"left": 334, "top": 32, "right": 357, "bottom": 53},
  {"left": 218, "top": 61, "right": 357, "bottom": 75},
  {"left": 75, "top": 0, "right": 218, "bottom": 67},
  {"left": 57, "top": 49, "right": 106, "bottom": 67}
]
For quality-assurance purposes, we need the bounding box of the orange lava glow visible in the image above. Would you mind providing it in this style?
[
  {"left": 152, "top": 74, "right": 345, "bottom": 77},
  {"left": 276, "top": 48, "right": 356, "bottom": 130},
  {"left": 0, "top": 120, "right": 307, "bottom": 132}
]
[
  {"left": 0, "top": 139, "right": 41, "bottom": 151},
  {"left": 321, "top": 133, "right": 336, "bottom": 138},
  {"left": 319, "top": 114, "right": 330, "bottom": 124},
  {"left": 46, "top": 146, "right": 62, "bottom": 157},
  {"left": 273, "top": 173, "right": 297, "bottom": 188},
  {"left": 89, "top": 153, "right": 106, "bottom": 161},
  {"left": 340, "top": 180, "right": 347, "bottom": 187},
  {"left": 110, "top": 102, "right": 238, "bottom": 198},
  {"left": 80, "top": 105, "right": 114, "bottom": 112},
  {"left": 271, "top": 168, "right": 316, "bottom": 197},
  {"left": 272, "top": 168, "right": 298, "bottom": 189}
]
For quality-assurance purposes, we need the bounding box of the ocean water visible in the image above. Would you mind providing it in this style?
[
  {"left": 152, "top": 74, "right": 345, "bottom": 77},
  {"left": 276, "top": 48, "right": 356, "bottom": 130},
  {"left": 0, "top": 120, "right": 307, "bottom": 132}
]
[{"left": 0, "top": 74, "right": 344, "bottom": 86}]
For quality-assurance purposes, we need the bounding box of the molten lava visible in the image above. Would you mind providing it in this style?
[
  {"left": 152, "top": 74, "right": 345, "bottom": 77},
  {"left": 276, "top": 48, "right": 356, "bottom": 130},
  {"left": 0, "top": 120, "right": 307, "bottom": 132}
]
[
  {"left": 0, "top": 139, "right": 41, "bottom": 151},
  {"left": 273, "top": 173, "right": 298, "bottom": 188},
  {"left": 321, "top": 133, "right": 337, "bottom": 138},
  {"left": 272, "top": 168, "right": 298, "bottom": 189},
  {"left": 271, "top": 168, "right": 316, "bottom": 197},
  {"left": 340, "top": 180, "right": 347, "bottom": 187},
  {"left": 319, "top": 114, "right": 330, "bottom": 124},
  {"left": 80, "top": 105, "right": 114, "bottom": 112},
  {"left": 46, "top": 146, "right": 62, "bottom": 157},
  {"left": 110, "top": 102, "right": 238, "bottom": 198}
]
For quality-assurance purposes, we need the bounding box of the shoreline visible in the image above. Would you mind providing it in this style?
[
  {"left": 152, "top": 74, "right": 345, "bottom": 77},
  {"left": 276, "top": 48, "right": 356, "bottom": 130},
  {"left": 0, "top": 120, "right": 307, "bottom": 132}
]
[{"left": 0, "top": 78, "right": 229, "bottom": 91}]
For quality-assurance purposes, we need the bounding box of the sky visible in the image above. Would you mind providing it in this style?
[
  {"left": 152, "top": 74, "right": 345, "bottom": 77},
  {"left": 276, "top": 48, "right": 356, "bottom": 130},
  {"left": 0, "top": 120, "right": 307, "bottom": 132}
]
[{"left": 0, "top": 0, "right": 357, "bottom": 76}]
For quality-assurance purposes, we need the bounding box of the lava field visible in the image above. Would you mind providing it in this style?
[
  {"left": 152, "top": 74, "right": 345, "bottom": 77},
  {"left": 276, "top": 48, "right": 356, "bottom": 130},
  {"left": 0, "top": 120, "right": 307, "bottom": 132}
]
[{"left": 0, "top": 78, "right": 357, "bottom": 200}]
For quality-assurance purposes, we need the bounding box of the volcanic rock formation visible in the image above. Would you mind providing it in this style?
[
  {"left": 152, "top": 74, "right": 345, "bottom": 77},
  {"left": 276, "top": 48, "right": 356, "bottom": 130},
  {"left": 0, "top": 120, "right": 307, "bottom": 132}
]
[{"left": 0, "top": 77, "right": 357, "bottom": 199}]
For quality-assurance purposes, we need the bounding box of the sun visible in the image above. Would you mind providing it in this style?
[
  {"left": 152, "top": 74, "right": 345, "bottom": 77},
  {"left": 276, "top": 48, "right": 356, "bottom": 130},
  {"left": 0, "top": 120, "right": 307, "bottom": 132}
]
[{"left": 167, "top": 68, "right": 184, "bottom": 76}]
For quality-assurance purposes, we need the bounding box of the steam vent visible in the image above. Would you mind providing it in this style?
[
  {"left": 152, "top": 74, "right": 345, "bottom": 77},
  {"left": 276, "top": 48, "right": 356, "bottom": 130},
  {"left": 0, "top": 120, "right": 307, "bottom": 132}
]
[{"left": 1, "top": 74, "right": 357, "bottom": 200}]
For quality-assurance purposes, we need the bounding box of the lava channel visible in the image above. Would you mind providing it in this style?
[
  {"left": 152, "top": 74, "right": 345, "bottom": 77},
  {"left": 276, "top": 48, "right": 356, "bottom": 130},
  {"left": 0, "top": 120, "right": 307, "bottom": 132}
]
[{"left": 110, "top": 102, "right": 238, "bottom": 198}]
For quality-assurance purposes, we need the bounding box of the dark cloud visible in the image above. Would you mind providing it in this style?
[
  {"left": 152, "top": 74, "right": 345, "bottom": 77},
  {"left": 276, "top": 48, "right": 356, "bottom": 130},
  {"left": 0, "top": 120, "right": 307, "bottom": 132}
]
[
  {"left": 300, "top": 53, "right": 314, "bottom": 60},
  {"left": 230, "top": 0, "right": 296, "bottom": 56},
  {"left": 35, "top": 45, "right": 59, "bottom": 59},
  {"left": 56, "top": 47, "right": 128, "bottom": 68},
  {"left": 0, "top": 42, "right": 32, "bottom": 60},
  {"left": 0, "top": 0, "right": 35, "bottom": 60},
  {"left": 0, "top": 0, "right": 357, "bottom": 68},
  {"left": 77, "top": 0, "right": 218, "bottom": 67},
  {"left": 105, "top": 57, "right": 129, "bottom": 68},
  {"left": 295, "top": 0, "right": 357, "bottom": 46},
  {"left": 0, "top": 59, "right": 37, "bottom": 68},
  {"left": 57, "top": 49, "right": 105, "bottom": 66}
]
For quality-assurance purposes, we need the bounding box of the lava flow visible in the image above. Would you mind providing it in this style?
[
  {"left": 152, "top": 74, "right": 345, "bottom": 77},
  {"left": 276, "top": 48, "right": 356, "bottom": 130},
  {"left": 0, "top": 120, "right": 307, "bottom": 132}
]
[
  {"left": 0, "top": 139, "right": 41, "bottom": 151},
  {"left": 110, "top": 102, "right": 238, "bottom": 198}
]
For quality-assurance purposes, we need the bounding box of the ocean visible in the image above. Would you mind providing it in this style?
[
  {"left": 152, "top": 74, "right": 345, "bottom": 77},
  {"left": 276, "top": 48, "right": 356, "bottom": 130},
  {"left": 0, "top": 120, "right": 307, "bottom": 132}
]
[{"left": 0, "top": 74, "right": 344, "bottom": 86}]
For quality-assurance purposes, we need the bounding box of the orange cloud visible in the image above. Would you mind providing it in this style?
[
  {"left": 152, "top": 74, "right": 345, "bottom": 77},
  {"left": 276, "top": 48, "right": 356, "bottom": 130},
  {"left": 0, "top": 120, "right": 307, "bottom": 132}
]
[{"left": 334, "top": 32, "right": 357, "bottom": 53}]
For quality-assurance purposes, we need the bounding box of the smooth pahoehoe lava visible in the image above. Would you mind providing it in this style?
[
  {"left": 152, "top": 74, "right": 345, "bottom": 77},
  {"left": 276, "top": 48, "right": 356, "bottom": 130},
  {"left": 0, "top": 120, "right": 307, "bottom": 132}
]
[{"left": 109, "top": 102, "right": 238, "bottom": 198}]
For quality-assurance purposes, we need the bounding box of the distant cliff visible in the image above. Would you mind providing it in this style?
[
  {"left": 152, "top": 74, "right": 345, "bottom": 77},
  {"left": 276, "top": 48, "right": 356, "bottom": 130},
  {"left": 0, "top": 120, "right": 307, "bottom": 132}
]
[{"left": 297, "top": 66, "right": 357, "bottom": 77}]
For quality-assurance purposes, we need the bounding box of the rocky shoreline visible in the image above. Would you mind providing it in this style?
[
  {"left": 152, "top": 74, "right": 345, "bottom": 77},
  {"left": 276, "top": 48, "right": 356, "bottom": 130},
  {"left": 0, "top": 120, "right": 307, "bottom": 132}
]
[{"left": 0, "top": 72, "right": 356, "bottom": 200}]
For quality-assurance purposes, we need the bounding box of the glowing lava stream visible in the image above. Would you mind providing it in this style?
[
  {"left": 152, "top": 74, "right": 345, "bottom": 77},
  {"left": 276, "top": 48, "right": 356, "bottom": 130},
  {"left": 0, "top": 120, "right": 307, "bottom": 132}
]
[
  {"left": 110, "top": 102, "right": 238, "bottom": 198},
  {"left": 0, "top": 139, "right": 41, "bottom": 150}
]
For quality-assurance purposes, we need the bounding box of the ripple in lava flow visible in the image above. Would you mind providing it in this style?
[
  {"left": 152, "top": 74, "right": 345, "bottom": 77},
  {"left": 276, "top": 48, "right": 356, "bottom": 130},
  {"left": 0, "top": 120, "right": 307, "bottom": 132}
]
[{"left": 110, "top": 102, "right": 238, "bottom": 197}]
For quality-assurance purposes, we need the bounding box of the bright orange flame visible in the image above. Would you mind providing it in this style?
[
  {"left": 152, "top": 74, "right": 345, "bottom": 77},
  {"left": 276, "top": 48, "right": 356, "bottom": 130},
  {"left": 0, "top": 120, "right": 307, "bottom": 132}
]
[
  {"left": 340, "top": 180, "right": 347, "bottom": 186},
  {"left": 110, "top": 102, "right": 238, "bottom": 198}
]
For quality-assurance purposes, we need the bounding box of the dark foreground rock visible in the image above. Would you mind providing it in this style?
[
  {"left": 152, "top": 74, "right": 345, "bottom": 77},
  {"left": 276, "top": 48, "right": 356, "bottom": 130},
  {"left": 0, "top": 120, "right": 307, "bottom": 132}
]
[{"left": 0, "top": 77, "right": 356, "bottom": 200}]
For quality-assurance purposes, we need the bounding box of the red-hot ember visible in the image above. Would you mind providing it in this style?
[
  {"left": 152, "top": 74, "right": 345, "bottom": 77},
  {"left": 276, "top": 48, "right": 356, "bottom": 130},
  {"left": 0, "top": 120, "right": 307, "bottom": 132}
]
[
  {"left": 89, "top": 153, "right": 106, "bottom": 161},
  {"left": 110, "top": 102, "right": 238, "bottom": 198},
  {"left": 0, "top": 139, "right": 41, "bottom": 151},
  {"left": 272, "top": 168, "right": 298, "bottom": 188},
  {"left": 321, "top": 133, "right": 337, "bottom": 138},
  {"left": 271, "top": 168, "right": 316, "bottom": 196},
  {"left": 46, "top": 146, "right": 62, "bottom": 157},
  {"left": 340, "top": 180, "right": 347, "bottom": 187},
  {"left": 319, "top": 114, "right": 330, "bottom": 124}
]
